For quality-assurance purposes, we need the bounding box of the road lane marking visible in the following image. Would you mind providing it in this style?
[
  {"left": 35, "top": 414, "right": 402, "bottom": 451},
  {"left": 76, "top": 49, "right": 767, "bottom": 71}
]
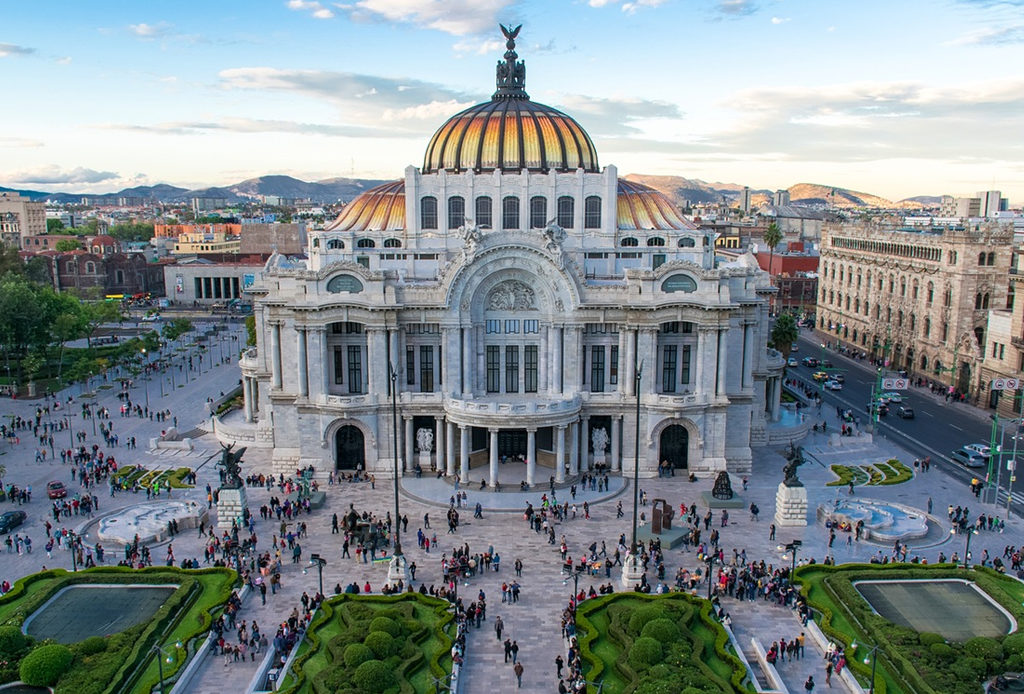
[
  {"left": 922, "top": 411, "right": 933, "bottom": 417},
  {"left": 950, "top": 425, "right": 964, "bottom": 431}
]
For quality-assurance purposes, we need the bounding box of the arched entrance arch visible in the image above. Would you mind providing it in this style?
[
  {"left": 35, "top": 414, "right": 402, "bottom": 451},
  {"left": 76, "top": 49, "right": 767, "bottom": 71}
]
[
  {"left": 659, "top": 425, "right": 689, "bottom": 470},
  {"left": 335, "top": 425, "right": 365, "bottom": 471}
]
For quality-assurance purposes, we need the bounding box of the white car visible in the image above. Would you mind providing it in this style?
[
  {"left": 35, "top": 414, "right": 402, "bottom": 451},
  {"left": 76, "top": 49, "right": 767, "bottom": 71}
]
[
  {"left": 824, "top": 380, "right": 843, "bottom": 391},
  {"left": 787, "top": 358, "right": 798, "bottom": 367},
  {"left": 881, "top": 392, "right": 903, "bottom": 403},
  {"left": 965, "top": 443, "right": 992, "bottom": 459}
]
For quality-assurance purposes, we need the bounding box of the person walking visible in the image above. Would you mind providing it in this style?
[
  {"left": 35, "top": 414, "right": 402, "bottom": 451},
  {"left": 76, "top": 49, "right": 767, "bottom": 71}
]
[
  {"left": 495, "top": 616, "right": 504, "bottom": 641},
  {"left": 555, "top": 654, "right": 564, "bottom": 678},
  {"left": 804, "top": 675, "right": 815, "bottom": 691},
  {"left": 503, "top": 638, "right": 512, "bottom": 663},
  {"left": 510, "top": 640, "right": 519, "bottom": 664},
  {"left": 825, "top": 661, "right": 833, "bottom": 686},
  {"left": 513, "top": 661, "right": 524, "bottom": 688}
]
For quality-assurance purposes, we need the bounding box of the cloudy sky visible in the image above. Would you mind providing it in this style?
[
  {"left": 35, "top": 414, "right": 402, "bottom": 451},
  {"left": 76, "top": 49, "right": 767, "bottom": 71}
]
[{"left": 2, "top": 0, "right": 1023, "bottom": 201}]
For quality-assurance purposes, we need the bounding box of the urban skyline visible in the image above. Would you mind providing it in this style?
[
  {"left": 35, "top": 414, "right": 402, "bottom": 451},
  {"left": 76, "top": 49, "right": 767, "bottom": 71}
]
[{"left": 2, "top": 0, "right": 1023, "bottom": 200}]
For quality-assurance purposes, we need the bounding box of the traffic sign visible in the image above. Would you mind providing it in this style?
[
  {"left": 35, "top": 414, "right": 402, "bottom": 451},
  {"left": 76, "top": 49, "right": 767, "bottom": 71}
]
[
  {"left": 881, "top": 378, "right": 908, "bottom": 390},
  {"left": 991, "top": 378, "right": 1021, "bottom": 391}
]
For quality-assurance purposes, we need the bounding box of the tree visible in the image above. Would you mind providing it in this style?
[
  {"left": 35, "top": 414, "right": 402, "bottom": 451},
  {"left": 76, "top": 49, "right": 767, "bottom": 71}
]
[
  {"left": 108, "top": 222, "right": 155, "bottom": 242},
  {"left": 770, "top": 313, "right": 799, "bottom": 361},
  {"left": 763, "top": 221, "right": 783, "bottom": 276},
  {"left": 54, "top": 239, "right": 82, "bottom": 252},
  {"left": 245, "top": 315, "right": 256, "bottom": 346},
  {"left": 80, "top": 300, "right": 123, "bottom": 348},
  {"left": 162, "top": 318, "right": 194, "bottom": 342},
  {"left": 46, "top": 218, "right": 65, "bottom": 233}
]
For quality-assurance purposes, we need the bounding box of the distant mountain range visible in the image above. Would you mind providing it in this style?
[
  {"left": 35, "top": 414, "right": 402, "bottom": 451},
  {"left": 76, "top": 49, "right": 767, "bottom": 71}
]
[{"left": 2, "top": 173, "right": 943, "bottom": 210}]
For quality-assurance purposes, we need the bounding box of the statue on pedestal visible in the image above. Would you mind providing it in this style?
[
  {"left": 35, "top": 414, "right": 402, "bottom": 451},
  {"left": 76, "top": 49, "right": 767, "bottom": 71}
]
[
  {"left": 416, "top": 427, "right": 434, "bottom": 454},
  {"left": 711, "top": 472, "right": 734, "bottom": 500},
  {"left": 217, "top": 443, "right": 246, "bottom": 489},
  {"left": 783, "top": 446, "right": 805, "bottom": 488}
]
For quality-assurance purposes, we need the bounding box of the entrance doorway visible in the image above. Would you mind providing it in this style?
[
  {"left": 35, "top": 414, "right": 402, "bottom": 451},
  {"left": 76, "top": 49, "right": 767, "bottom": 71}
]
[
  {"left": 659, "top": 425, "right": 689, "bottom": 469},
  {"left": 335, "top": 425, "right": 365, "bottom": 470},
  {"left": 498, "top": 430, "right": 526, "bottom": 459}
]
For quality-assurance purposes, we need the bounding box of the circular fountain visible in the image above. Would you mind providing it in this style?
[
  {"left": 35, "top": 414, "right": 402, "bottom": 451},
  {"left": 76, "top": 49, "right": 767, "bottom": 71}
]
[
  {"left": 86, "top": 500, "right": 208, "bottom": 545},
  {"left": 817, "top": 497, "right": 929, "bottom": 543}
]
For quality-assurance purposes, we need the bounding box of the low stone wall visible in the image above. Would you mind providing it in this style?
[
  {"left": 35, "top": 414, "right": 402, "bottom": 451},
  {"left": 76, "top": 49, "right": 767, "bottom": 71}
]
[
  {"left": 205, "top": 384, "right": 243, "bottom": 416},
  {"left": 750, "top": 638, "right": 789, "bottom": 694}
]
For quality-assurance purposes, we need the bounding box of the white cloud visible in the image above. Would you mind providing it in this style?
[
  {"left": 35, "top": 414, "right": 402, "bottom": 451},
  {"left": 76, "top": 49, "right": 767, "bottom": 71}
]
[
  {"left": 128, "top": 22, "right": 172, "bottom": 38},
  {"left": 339, "top": 0, "right": 517, "bottom": 36},
  {"left": 0, "top": 137, "right": 44, "bottom": 149},
  {"left": 946, "top": 24, "right": 1024, "bottom": 46},
  {"left": 587, "top": 0, "right": 667, "bottom": 11},
  {"left": 382, "top": 99, "right": 477, "bottom": 121},
  {"left": 716, "top": 0, "right": 758, "bottom": 16},
  {"left": 287, "top": 0, "right": 335, "bottom": 18},
  {"left": 452, "top": 37, "right": 503, "bottom": 56},
  {"left": 100, "top": 117, "right": 392, "bottom": 138},
  {"left": 0, "top": 43, "right": 34, "bottom": 57},
  {"left": 9, "top": 166, "right": 119, "bottom": 185},
  {"left": 56, "top": 56, "right": 72, "bottom": 65},
  {"left": 771, "top": 16, "right": 790, "bottom": 24}
]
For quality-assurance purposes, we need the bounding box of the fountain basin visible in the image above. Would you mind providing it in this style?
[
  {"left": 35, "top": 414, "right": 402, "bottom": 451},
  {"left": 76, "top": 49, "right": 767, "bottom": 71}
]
[{"left": 817, "top": 498, "right": 928, "bottom": 543}]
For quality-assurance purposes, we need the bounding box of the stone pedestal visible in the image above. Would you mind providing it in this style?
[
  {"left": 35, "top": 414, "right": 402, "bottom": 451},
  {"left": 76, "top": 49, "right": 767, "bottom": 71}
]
[
  {"left": 216, "top": 486, "right": 247, "bottom": 530},
  {"left": 774, "top": 483, "right": 808, "bottom": 527},
  {"left": 418, "top": 452, "right": 433, "bottom": 471},
  {"left": 387, "top": 552, "right": 411, "bottom": 588},
  {"left": 620, "top": 552, "right": 645, "bottom": 590},
  {"left": 594, "top": 454, "right": 606, "bottom": 469}
]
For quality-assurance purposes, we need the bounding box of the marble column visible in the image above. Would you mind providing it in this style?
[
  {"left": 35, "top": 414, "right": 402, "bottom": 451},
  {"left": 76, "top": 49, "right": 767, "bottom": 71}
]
[
  {"left": 618, "top": 329, "right": 628, "bottom": 394},
  {"left": 552, "top": 326, "right": 563, "bottom": 395},
  {"left": 580, "top": 415, "right": 591, "bottom": 472},
  {"left": 716, "top": 328, "right": 729, "bottom": 396},
  {"left": 243, "top": 378, "right": 254, "bottom": 422},
  {"left": 462, "top": 327, "right": 473, "bottom": 396},
  {"left": 526, "top": 428, "right": 537, "bottom": 486},
  {"left": 569, "top": 419, "right": 580, "bottom": 475},
  {"left": 459, "top": 425, "right": 470, "bottom": 482},
  {"left": 297, "top": 328, "right": 309, "bottom": 398},
  {"left": 446, "top": 421, "right": 456, "bottom": 477},
  {"left": 475, "top": 325, "right": 485, "bottom": 395},
  {"left": 640, "top": 328, "right": 657, "bottom": 394},
  {"left": 435, "top": 416, "right": 446, "bottom": 473},
  {"left": 610, "top": 416, "right": 621, "bottom": 472},
  {"left": 388, "top": 330, "right": 400, "bottom": 393},
  {"left": 695, "top": 328, "right": 708, "bottom": 396},
  {"left": 404, "top": 415, "right": 414, "bottom": 473},
  {"left": 317, "top": 328, "right": 329, "bottom": 398},
  {"left": 365, "top": 329, "right": 376, "bottom": 396},
  {"left": 539, "top": 327, "right": 549, "bottom": 393},
  {"left": 741, "top": 323, "right": 752, "bottom": 389},
  {"left": 555, "top": 425, "right": 566, "bottom": 483},
  {"left": 624, "top": 328, "right": 636, "bottom": 396},
  {"left": 270, "top": 322, "right": 282, "bottom": 389},
  {"left": 489, "top": 428, "right": 499, "bottom": 488}
]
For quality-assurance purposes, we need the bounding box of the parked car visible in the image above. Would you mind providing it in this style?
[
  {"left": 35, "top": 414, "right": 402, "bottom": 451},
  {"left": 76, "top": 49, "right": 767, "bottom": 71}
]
[
  {"left": 965, "top": 443, "right": 992, "bottom": 459},
  {"left": 787, "top": 357, "right": 799, "bottom": 367},
  {"left": 895, "top": 405, "right": 915, "bottom": 419},
  {"left": 790, "top": 344, "right": 799, "bottom": 352},
  {"left": 831, "top": 372, "right": 845, "bottom": 383},
  {"left": 801, "top": 356, "right": 820, "bottom": 367},
  {"left": 823, "top": 380, "right": 843, "bottom": 391},
  {"left": 47, "top": 480, "right": 67, "bottom": 499},
  {"left": 813, "top": 371, "right": 830, "bottom": 382},
  {"left": 0, "top": 510, "right": 27, "bottom": 534},
  {"left": 988, "top": 673, "right": 1024, "bottom": 692},
  {"left": 951, "top": 447, "right": 987, "bottom": 468},
  {"left": 881, "top": 391, "right": 903, "bottom": 403}
]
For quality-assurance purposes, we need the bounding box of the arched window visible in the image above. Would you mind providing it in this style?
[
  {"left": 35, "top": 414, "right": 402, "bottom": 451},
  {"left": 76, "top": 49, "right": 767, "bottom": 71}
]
[
  {"left": 530, "top": 196, "right": 547, "bottom": 229},
  {"left": 979, "top": 252, "right": 987, "bottom": 265},
  {"left": 383, "top": 238, "right": 402, "bottom": 248},
  {"left": 420, "top": 196, "right": 437, "bottom": 229},
  {"left": 1008, "top": 284, "right": 1015, "bottom": 310},
  {"left": 924, "top": 317, "right": 931, "bottom": 337},
  {"left": 927, "top": 281, "right": 934, "bottom": 304},
  {"left": 647, "top": 237, "right": 665, "bottom": 247},
  {"left": 983, "top": 293, "right": 990, "bottom": 309},
  {"left": 356, "top": 238, "right": 375, "bottom": 249},
  {"left": 326, "top": 238, "right": 344, "bottom": 250},
  {"left": 900, "top": 279, "right": 906, "bottom": 297},
  {"left": 976, "top": 293, "right": 983, "bottom": 309},
  {"left": 584, "top": 196, "right": 601, "bottom": 228},
  {"left": 910, "top": 315, "right": 916, "bottom": 333},
  {"left": 863, "top": 300, "right": 869, "bottom": 316},
  {"left": 988, "top": 252, "right": 996, "bottom": 266},
  {"left": 557, "top": 196, "right": 574, "bottom": 228},
  {"left": 502, "top": 196, "right": 520, "bottom": 229},
  {"left": 912, "top": 280, "right": 919, "bottom": 300},
  {"left": 944, "top": 287, "right": 952, "bottom": 307},
  {"left": 921, "top": 355, "right": 929, "bottom": 370},
  {"left": 448, "top": 196, "right": 465, "bottom": 229},
  {"left": 621, "top": 237, "right": 639, "bottom": 247},
  {"left": 85, "top": 261, "right": 95, "bottom": 274},
  {"left": 475, "top": 196, "right": 492, "bottom": 228},
  {"left": 312, "top": 237, "right": 320, "bottom": 248},
  {"left": 678, "top": 237, "right": 696, "bottom": 247}
]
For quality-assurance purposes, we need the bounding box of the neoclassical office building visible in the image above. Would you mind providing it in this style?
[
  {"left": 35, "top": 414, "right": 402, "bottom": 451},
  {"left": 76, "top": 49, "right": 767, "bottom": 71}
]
[{"left": 237, "top": 31, "right": 782, "bottom": 482}]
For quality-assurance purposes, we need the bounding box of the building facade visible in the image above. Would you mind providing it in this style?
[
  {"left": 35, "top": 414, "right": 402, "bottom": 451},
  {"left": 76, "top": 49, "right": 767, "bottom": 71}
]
[
  {"left": 236, "top": 33, "right": 782, "bottom": 481},
  {"left": 0, "top": 193, "right": 46, "bottom": 247},
  {"left": 163, "top": 259, "right": 262, "bottom": 303},
  {"left": 817, "top": 222, "right": 1013, "bottom": 398}
]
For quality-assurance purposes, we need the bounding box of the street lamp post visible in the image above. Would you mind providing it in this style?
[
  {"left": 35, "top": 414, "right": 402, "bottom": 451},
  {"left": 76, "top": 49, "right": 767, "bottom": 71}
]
[
  {"left": 952, "top": 527, "right": 978, "bottom": 568},
  {"left": 150, "top": 640, "right": 183, "bottom": 694},
  {"left": 622, "top": 361, "right": 644, "bottom": 589},
  {"left": 307, "top": 553, "right": 327, "bottom": 596},
  {"left": 563, "top": 565, "right": 586, "bottom": 599},
  {"left": 387, "top": 363, "right": 409, "bottom": 588},
  {"left": 141, "top": 348, "right": 150, "bottom": 410},
  {"left": 69, "top": 531, "right": 78, "bottom": 572},
  {"left": 851, "top": 641, "right": 881, "bottom": 694},
  {"left": 779, "top": 540, "right": 802, "bottom": 579},
  {"left": 705, "top": 551, "right": 716, "bottom": 600}
]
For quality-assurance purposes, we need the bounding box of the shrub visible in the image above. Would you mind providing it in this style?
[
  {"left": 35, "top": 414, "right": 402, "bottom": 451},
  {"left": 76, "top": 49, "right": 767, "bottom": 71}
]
[
  {"left": 369, "top": 616, "right": 401, "bottom": 638},
  {"left": 628, "top": 636, "right": 664, "bottom": 669},
  {"left": 929, "top": 643, "right": 954, "bottom": 659},
  {"left": 642, "top": 618, "right": 682, "bottom": 643},
  {"left": 78, "top": 636, "right": 108, "bottom": 656},
  {"left": 1003, "top": 632, "right": 1024, "bottom": 655},
  {"left": 19, "top": 643, "right": 74, "bottom": 686},
  {"left": 353, "top": 659, "right": 396, "bottom": 693},
  {"left": 628, "top": 606, "right": 665, "bottom": 636},
  {"left": 0, "top": 625, "right": 27, "bottom": 655},
  {"left": 964, "top": 636, "right": 1002, "bottom": 663},
  {"left": 950, "top": 656, "right": 987, "bottom": 681},
  {"left": 343, "top": 643, "right": 374, "bottom": 669},
  {"left": 363, "top": 631, "right": 395, "bottom": 659},
  {"left": 918, "top": 632, "right": 945, "bottom": 647}
]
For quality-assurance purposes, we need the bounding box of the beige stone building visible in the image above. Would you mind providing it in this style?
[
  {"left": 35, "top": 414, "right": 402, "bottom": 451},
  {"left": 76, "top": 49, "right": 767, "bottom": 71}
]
[
  {"left": 978, "top": 249, "right": 1024, "bottom": 416},
  {"left": 0, "top": 192, "right": 46, "bottom": 247},
  {"left": 817, "top": 222, "right": 1013, "bottom": 399}
]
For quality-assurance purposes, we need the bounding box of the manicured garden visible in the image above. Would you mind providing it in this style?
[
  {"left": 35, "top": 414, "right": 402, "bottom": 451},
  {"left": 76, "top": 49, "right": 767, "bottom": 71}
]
[
  {"left": 575, "top": 593, "right": 753, "bottom": 694},
  {"left": 796, "top": 563, "right": 1024, "bottom": 694},
  {"left": 828, "top": 459, "right": 913, "bottom": 487},
  {"left": 278, "top": 593, "right": 455, "bottom": 694},
  {"left": 0, "top": 566, "right": 235, "bottom": 694},
  {"left": 112, "top": 465, "right": 194, "bottom": 489}
]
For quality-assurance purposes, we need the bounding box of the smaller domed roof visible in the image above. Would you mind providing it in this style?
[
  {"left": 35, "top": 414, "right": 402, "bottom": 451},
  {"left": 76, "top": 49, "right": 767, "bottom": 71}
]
[
  {"left": 325, "top": 181, "right": 405, "bottom": 232},
  {"left": 616, "top": 180, "right": 695, "bottom": 231}
]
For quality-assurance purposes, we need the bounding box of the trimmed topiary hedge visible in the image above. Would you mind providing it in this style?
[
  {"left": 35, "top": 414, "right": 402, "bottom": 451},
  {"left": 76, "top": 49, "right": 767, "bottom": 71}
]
[{"left": 20, "top": 643, "right": 73, "bottom": 686}]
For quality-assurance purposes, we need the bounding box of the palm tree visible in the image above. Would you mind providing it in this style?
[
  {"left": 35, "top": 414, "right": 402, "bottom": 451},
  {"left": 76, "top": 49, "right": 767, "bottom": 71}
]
[
  {"left": 763, "top": 221, "right": 783, "bottom": 274},
  {"left": 770, "top": 313, "right": 799, "bottom": 361}
]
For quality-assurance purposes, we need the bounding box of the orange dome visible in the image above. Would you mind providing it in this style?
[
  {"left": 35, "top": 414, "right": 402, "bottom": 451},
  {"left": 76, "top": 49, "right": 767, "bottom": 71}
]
[
  {"left": 616, "top": 180, "right": 694, "bottom": 231},
  {"left": 326, "top": 181, "right": 405, "bottom": 232}
]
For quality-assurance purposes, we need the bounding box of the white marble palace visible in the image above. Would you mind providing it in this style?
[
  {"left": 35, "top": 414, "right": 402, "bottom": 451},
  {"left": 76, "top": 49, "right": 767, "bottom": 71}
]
[{"left": 235, "top": 29, "right": 784, "bottom": 483}]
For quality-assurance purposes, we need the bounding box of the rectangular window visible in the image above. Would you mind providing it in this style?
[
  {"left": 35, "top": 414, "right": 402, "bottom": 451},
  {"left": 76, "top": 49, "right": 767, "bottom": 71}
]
[
  {"left": 681, "top": 345, "right": 691, "bottom": 384},
  {"left": 591, "top": 345, "right": 605, "bottom": 393},
  {"left": 505, "top": 346, "right": 519, "bottom": 393},
  {"left": 503, "top": 196, "right": 520, "bottom": 230},
  {"left": 486, "top": 346, "right": 501, "bottom": 392},
  {"left": 610, "top": 345, "right": 619, "bottom": 385},
  {"left": 486, "top": 319, "right": 501, "bottom": 334},
  {"left": 420, "top": 346, "right": 434, "bottom": 392},
  {"left": 406, "top": 347, "right": 416, "bottom": 385},
  {"left": 523, "top": 319, "right": 538, "bottom": 334},
  {"left": 530, "top": 196, "right": 547, "bottom": 229},
  {"left": 347, "top": 345, "right": 363, "bottom": 394},
  {"left": 504, "top": 319, "right": 519, "bottom": 334},
  {"left": 662, "top": 345, "right": 677, "bottom": 393},
  {"left": 476, "top": 196, "right": 493, "bottom": 229},
  {"left": 334, "top": 347, "right": 344, "bottom": 385},
  {"left": 524, "top": 345, "right": 538, "bottom": 393}
]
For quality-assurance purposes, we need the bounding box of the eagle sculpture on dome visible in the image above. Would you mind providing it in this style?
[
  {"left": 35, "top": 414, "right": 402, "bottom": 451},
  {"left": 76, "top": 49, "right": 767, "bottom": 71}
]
[
  {"left": 494, "top": 24, "right": 527, "bottom": 99},
  {"left": 501, "top": 24, "right": 522, "bottom": 43}
]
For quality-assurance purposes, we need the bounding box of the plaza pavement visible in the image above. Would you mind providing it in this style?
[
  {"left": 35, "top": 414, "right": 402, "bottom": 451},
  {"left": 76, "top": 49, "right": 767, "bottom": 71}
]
[{"left": 2, "top": 330, "right": 1023, "bottom": 693}]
